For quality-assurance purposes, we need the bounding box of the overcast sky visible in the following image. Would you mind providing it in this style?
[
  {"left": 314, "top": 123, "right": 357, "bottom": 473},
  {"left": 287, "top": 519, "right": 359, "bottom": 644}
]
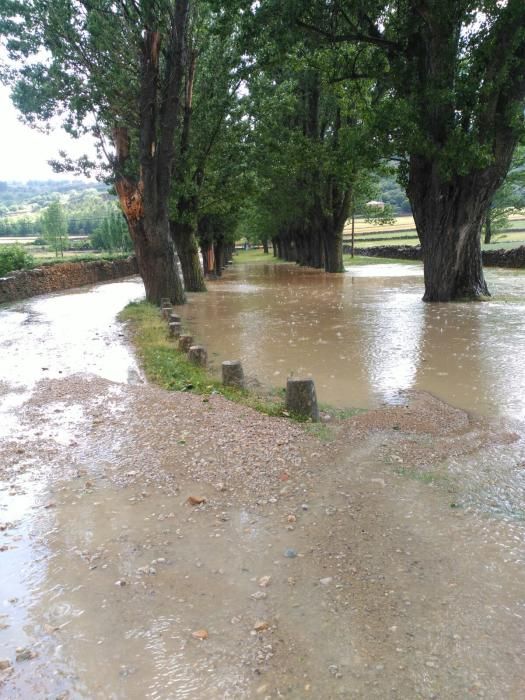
[{"left": 0, "top": 84, "right": 96, "bottom": 183}]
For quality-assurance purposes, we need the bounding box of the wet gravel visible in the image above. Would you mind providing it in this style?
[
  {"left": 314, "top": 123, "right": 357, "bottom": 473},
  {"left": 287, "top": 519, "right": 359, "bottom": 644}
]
[{"left": 1, "top": 280, "right": 525, "bottom": 699}]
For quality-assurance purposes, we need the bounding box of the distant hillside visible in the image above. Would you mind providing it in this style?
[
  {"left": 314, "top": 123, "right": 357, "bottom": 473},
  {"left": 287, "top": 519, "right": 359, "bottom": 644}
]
[{"left": 0, "top": 180, "right": 117, "bottom": 237}]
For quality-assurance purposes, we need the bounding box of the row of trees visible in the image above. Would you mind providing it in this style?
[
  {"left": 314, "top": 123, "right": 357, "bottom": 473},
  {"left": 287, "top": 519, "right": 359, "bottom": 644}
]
[{"left": 1, "top": 1, "right": 525, "bottom": 301}]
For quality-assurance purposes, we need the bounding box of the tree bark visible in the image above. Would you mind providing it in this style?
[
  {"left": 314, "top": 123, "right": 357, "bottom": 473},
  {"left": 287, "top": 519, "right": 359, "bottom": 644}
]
[
  {"left": 170, "top": 220, "right": 206, "bottom": 292},
  {"left": 408, "top": 158, "right": 495, "bottom": 301},
  {"left": 484, "top": 210, "right": 492, "bottom": 245},
  {"left": 115, "top": 174, "right": 185, "bottom": 304},
  {"left": 262, "top": 239, "right": 269, "bottom": 254},
  {"left": 112, "top": 3, "right": 190, "bottom": 306},
  {"left": 214, "top": 237, "right": 224, "bottom": 277}
]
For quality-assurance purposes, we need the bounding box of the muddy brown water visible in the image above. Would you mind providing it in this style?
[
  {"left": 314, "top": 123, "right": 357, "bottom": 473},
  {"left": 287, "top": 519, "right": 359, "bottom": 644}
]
[
  {"left": 179, "top": 261, "right": 525, "bottom": 421},
  {"left": 1, "top": 269, "right": 525, "bottom": 699}
]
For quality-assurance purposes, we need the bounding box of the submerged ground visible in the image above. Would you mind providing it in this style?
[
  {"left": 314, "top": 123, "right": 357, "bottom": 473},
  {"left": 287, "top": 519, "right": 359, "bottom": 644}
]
[{"left": 1, "top": 265, "right": 524, "bottom": 699}]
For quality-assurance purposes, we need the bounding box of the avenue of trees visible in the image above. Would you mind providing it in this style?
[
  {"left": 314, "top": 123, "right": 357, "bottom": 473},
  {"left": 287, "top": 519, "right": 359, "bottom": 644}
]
[{"left": 1, "top": 1, "right": 525, "bottom": 301}]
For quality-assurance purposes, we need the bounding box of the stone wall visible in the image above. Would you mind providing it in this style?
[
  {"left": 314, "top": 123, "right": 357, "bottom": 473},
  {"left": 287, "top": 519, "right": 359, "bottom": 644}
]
[
  {"left": 343, "top": 244, "right": 525, "bottom": 268},
  {"left": 0, "top": 257, "right": 139, "bottom": 305}
]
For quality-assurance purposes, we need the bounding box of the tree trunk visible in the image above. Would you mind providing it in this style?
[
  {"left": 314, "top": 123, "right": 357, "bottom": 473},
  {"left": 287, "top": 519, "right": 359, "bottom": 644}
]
[
  {"left": 170, "top": 220, "right": 206, "bottom": 292},
  {"left": 214, "top": 238, "right": 224, "bottom": 277},
  {"left": 323, "top": 228, "right": 344, "bottom": 272},
  {"left": 484, "top": 211, "right": 492, "bottom": 244},
  {"left": 262, "top": 239, "right": 269, "bottom": 254},
  {"left": 115, "top": 176, "right": 185, "bottom": 304},
  {"left": 408, "top": 159, "right": 493, "bottom": 301}
]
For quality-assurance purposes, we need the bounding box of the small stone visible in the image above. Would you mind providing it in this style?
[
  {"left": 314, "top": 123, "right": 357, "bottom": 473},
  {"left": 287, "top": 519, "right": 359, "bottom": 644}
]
[
  {"left": 187, "top": 496, "right": 207, "bottom": 506},
  {"left": 15, "top": 647, "right": 37, "bottom": 662},
  {"left": 191, "top": 629, "right": 209, "bottom": 640},
  {"left": 301, "top": 504, "right": 309, "bottom": 511},
  {"left": 0, "top": 659, "right": 12, "bottom": 671},
  {"left": 258, "top": 575, "right": 272, "bottom": 588},
  {"left": 115, "top": 579, "right": 126, "bottom": 587},
  {"left": 253, "top": 620, "right": 270, "bottom": 632},
  {"left": 320, "top": 577, "right": 333, "bottom": 585},
  {"left": 287, "top": 514, "right": 297, "bottom": 523},
  {"left": 284, "top": 548, "right": 298, "bottom": 558},
  {"left": 251, "top": 591, "right": 267, "bottom": 600}
]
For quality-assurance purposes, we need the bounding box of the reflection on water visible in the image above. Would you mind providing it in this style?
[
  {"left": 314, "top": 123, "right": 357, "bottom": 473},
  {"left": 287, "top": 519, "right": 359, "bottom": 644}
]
[
  {"left": 179, "top": 262, "right": 525, "bottom": 419},
  {"left": 0, "top": 278, "right": 145, "bottom": 389}
]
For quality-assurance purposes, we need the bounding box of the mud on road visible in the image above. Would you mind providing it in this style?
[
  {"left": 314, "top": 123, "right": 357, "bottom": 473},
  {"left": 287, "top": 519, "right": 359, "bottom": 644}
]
[{"left": 1, "top": 279, "right": 525, "bottom": 699}]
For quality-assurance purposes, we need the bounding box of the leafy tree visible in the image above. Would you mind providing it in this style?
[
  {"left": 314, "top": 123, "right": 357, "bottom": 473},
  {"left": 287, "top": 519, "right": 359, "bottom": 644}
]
[
  {"left": 484, "top": 145, "right": 525, "bottom": 243},
  {"left": 1, "top": 0, "right": 191, "bottom": 304},
  {"left": 168, "top": 2, "right": 247, "bottom": 290},
  {"left": 91, "top": 210, "right": 133, "bottom": 252},
  {"left": 268, "top": 0, "right": 525, "bottom": 300},
  {"left": 41, "top": 198, "right": 68, "bottom": 257},
  {"left": 239, "top": 6, "right": 383, "bottom": 272}
]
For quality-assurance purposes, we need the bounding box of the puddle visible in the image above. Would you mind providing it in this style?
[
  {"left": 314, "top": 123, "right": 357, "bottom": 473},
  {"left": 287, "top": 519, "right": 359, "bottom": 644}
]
[{"left": 0, "top": 278, "right": 145, "bottom": 390}]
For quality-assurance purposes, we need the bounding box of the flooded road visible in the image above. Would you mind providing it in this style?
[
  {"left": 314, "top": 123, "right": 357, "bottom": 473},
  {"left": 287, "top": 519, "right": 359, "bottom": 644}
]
[
  {"left": 180, "top": 262, "right": 525, "bottom": 420},
  {"left": 1, "top": 272, "right": 525, "bottom": 699}
]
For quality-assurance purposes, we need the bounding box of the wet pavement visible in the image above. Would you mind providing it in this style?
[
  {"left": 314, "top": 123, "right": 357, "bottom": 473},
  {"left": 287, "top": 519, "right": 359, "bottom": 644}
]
[{"left": 1, "top": 269, "right": 525, "bottom": 699}]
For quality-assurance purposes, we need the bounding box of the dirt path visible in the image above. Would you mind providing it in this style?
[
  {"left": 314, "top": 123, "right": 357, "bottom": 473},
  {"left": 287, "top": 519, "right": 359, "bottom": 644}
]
[{"left": 1, "top": 281, "right": 524, "bottom": 699}]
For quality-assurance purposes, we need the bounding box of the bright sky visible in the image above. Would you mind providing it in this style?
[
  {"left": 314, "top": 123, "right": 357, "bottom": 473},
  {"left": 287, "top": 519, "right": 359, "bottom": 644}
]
[{"left": 0, "top": 84, "right": 96, "bottom": 183}]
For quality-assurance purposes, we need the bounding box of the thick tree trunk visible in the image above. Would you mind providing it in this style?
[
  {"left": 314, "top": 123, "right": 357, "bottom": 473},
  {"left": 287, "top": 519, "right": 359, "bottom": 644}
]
[
  {"left": 408, "top": 160, "right": 493, "bottom": 301},
  {"left": 201, "top": 243, "right": 217, "bottom": 277},
  {"left": 170, "top": 220, "right": 206, "bottom": 292},
  {"left": 115, "top": 176, "right": 185, "bottom": 304},
  {"left": 323, "top": 228, "right": 344, "bottom": 272},
  {"left": 262, "top": 239, "right": 269, "bottom": 254}
]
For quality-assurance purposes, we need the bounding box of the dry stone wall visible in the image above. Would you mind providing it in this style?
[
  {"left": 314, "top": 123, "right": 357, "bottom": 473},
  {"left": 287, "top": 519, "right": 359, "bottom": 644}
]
[
  {"left": 343, "top": 245, "right": 525, "bottom": 268},
  {"left": 0, "top": 257, "right": 139, "bottom": 305}
]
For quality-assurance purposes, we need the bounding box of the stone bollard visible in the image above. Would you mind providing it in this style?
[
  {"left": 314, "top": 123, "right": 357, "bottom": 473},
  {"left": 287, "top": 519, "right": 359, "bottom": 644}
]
[
  {"left": 168, "top": 321, "right": 182, "bottom": 338},
  {"left": 188, "top": 345, "right": 207, "bottom": 368},
  {"left": 178, "top": 334, "right": 194, "bottom": 353},
  {"left": 222, "top": 360, "right": 244, "bottom": 388},
  {"left": 169, "top": 313, "right": 181, "bottom": 324},
  {"left": 161, "top": 305, "right": 172, "bottom": 320},
  {"left": 285, "top": 377, "right": 319, "bottom": 422}
]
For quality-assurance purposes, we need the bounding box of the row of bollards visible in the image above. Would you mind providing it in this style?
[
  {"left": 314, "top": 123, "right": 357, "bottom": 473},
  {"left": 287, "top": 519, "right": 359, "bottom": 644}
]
[
  {"left": 159, "top": 299, "right": 319, "bottom": 421},
  {"left": 161, "top": 298, "right": 208, "bottom": 368}
]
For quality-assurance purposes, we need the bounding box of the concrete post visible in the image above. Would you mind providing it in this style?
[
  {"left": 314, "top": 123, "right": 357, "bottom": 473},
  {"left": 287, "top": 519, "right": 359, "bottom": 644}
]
[
  {"left": 169, "top": 313, "right": 181, "bottom": 324},
  {"left": 285, "top": 378, "right": 319, "bottom": 422},
  {"left": 178, "top": 334, "right": 194, "bottom": 353},
  {"left": 188, "top": 345, "right": 207, "bottom": 367},
  {"left": 168, "top": 322, "right": 182, "bottom": 338},
  {"left": 161, "top": 305, "right": 172, "bottom": 320},
  {"left": 222, "top": 360, "right": 244, "bottom": 388}
]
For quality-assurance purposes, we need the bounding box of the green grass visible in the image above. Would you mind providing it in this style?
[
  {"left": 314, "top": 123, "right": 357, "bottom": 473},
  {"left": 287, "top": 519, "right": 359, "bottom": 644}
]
[
  {"left": 233, "top": 249, "right": 288, "bottom": 264},
  {"left": 343, "top": 254, "right": 419, "bottom": 266},
  {"left": 235, "top": 250, "right": 420, "bottom": 267}
]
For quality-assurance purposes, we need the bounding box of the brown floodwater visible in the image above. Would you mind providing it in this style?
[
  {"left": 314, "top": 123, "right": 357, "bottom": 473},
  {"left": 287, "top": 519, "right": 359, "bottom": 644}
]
[
  {"left": 2, "top": 272, "right": 525, "bottom": 699},
  {"left": 178, "top": 261, "right": 525, "bottom": 421}
]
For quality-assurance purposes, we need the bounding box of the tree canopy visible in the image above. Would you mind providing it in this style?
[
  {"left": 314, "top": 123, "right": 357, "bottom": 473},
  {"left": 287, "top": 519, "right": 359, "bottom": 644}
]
[{"left": 2, "top": 0, "right": 525, "bottom": 301}]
